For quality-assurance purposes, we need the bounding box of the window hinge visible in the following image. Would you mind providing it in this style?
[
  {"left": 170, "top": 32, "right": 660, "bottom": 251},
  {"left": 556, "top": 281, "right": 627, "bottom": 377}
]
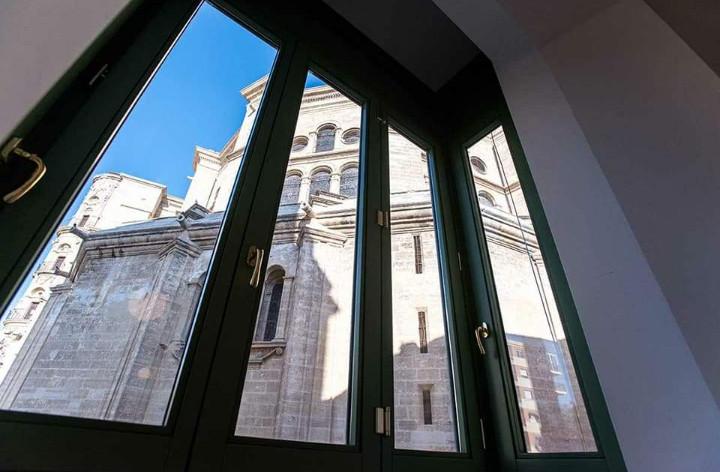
[
  {"left": 375, "top": 406, "right": 391, "bottom": 436},
  {"left": 376, "top": 210, "right": 389, "bottom": 227},
  {"left": 480, "top": 417, "right": 486, "bottom": 449}
]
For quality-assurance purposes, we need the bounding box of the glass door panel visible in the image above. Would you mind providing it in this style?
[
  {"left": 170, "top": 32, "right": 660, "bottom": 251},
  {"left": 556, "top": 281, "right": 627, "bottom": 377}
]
[
  {"left": 0, "top": 1, "right": 277, "bottom": 426},
  {"left": 387, "top": 127, "right": 462, "bottom": 453},
  {"left": 466, "top": 126, "right": 597, "bottom": 453},
  {"left": 235, "top": 73, "right": 363, "bottom": 445}
]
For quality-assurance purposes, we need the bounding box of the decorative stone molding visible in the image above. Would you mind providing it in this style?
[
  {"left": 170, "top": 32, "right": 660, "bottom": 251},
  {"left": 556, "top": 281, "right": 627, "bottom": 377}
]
[{"left": 247, "top": 340, "right": 287, "bottom": 366}]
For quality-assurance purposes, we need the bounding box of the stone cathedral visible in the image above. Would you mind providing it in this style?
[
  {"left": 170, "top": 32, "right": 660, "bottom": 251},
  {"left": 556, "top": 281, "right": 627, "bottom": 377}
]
[{"left": 0, "top": 77, "right": 592, "bottom": 453}]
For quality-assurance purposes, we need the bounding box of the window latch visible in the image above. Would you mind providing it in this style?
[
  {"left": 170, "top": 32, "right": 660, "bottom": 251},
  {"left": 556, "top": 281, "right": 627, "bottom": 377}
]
[
  {"left": 474, "top": 322, "right": 491, "bottom": 355},
  {"left": 376, "top": 210, "right": 389, "bottom": 227},
  {"left": 246, "top": 245, "right": 265, "bottom": 288}
]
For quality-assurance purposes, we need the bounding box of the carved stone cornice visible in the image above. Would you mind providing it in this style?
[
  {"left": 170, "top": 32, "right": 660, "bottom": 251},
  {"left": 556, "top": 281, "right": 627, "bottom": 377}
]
[
  {"left": 299, "top": 220, "right": 347, "bottom": 246},
  {"left": 247, "top": 340, "right": 286, "bottom": 366}
]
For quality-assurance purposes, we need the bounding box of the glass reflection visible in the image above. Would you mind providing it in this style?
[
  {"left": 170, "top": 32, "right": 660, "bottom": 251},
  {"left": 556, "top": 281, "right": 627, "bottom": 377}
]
[
  {"left": 388, "top": 128, "right": 460, "bottom": 452},
  {"left": 0, "top": 3, "right": 277, "bottom": 425},
  {"left": 235, "top": 74, "right": 361, "bottom": 444},
  {"left": 467, "top": 126, "right": 596, "bottom": 453}
]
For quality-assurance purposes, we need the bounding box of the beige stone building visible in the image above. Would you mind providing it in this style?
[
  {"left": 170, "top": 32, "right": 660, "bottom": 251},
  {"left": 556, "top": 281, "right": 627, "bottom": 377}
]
[{"left": 0, "top": 78, "right": 591, "bottom": 453}]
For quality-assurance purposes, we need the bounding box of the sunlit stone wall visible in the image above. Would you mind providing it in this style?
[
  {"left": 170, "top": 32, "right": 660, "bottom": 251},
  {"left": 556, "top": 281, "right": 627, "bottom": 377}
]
[{"left": 0, "top": 82, "right": 589, "bottom": 453}]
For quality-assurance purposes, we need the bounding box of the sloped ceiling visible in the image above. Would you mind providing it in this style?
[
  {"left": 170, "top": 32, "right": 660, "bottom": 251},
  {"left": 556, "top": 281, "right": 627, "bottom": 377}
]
[{"left": 322, "top": 0, "right": 480, "bottom": 91}]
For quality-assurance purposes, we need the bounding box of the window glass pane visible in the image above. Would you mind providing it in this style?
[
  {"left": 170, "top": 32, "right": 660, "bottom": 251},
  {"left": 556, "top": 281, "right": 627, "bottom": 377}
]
[
  {"left": 315, "top": 125, "right": 336, "bottom": 152},
  {"left": 467, "top": 126, "right": 597, "bottom": 453},
  {"left": 0, "top": 3, "right": 277, "bottom": 425},
  {"left": 339, "top": 166, "right": 359, "bottom": 198},
  {"left": 309, "top": 170, "right": 331, "bottom": 196},
  {"left": 235, "top": 73, "right": 361, "bottom": 445},
  {"left": 389, "top": 128, "right": 460, "bottom": 452},
  {"left": 280, "top": 174, "right": 301, "bottom": 204}
]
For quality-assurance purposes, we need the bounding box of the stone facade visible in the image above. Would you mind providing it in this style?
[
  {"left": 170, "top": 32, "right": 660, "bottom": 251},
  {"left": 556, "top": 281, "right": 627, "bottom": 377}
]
[
  {"left": 0, "top": 173, "right": 182, "bottom": 384},
  {"left": 0, "top": 79, "right": 593, "bottom": 453}
]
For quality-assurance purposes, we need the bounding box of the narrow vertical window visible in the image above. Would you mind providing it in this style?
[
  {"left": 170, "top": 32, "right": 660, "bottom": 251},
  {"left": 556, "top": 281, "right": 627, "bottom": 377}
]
[
  {"left": 315, "top": 125, "right": 336, "bottom": 152},
  {"left": 263, "top": 277, "right": 284, "bottom": 341},
  {"left": 422, "top": 387, "right": 433, "bottom": 425},
  {"left": 418, "top": 310, "right": 428, "bottom": 353},
  {"left": 466, "top": 125, "right": 597, "bottom": 453},
  {"left": 78, "top": 215, "right": 90, "bottom": 227},
  {"left": 413, "top": 234, "right": 423, "bottom": 274}
]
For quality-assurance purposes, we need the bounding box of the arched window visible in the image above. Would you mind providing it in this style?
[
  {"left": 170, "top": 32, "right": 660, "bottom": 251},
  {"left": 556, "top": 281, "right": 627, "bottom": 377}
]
[
  {"left": 470, "top": 156, "right": 487, "bottom": 174},
  {"left": 339, "top": 165, "right": 359, "bottom": 197},
  {"left": 315, "top": 125, "right": 336, "bottom": 152},
  {"left": 280, "top": 173, "right": 302, "bottom": 204},
  {"left": 478, "top": 191, "right": 495, "bottom": 207},
  {"left": 309, "top": 169, "right": 331, "bottom": 196},
  {"left": 341, "top": 128, "right": 360, "bottom": 145},
  {"left": 291, "top": 136, "right": 308, "bottom": 152},
  {"left": 58, "top": 243, "right": 72, "bottom": 252},
  {"left": 258, "top": 269, "right": 285, "bottom": 341}
]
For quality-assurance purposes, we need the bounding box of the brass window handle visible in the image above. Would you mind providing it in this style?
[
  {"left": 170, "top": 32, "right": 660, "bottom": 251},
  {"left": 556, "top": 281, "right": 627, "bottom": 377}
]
[
  {"left": 2, "top": 137, "right": 47, "bottom": 204},
  {"left": 246, "top": 245, "right": 265, "bottom": 288},
  {"left": 474, "top": 322, "right": 491, "bottom": 356}
]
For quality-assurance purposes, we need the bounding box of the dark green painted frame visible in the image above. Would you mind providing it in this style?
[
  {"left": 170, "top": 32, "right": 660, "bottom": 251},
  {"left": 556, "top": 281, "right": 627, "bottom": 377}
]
[
  {"left": 0, "top": 1, "right": 625, "bottom": 472},
  {"left": 377, "top": 115, "right": 490, "bottom": 472},
  {"left": 439, "top": 59, "right": 627, "bottom": 472}
]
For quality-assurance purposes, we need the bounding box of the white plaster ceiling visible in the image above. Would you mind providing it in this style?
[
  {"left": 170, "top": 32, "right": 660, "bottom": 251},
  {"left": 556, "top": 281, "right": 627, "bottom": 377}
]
[
  {"left": 322, "top": 0, "right": 480, "bottom": 91},
  {"left": 324, "top": 0, "right": 719, "bottom": 88}
]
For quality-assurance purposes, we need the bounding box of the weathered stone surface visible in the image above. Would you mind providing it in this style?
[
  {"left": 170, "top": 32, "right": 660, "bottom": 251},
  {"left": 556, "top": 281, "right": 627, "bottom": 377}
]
[{"left": 0, "top": 81, "right": 593, "bottom": 453}]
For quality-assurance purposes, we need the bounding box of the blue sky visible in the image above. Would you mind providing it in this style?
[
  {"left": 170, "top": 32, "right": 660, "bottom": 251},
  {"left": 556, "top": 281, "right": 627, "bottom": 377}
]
[
  {"left": 79, "top": 1, "right": 324, "bottom": 200},
  {"left": 92, "top": 2, "right": 277, "bottom": 198},
  {"left": 4, "top": 2, "right": 325, "bottom": 317}
]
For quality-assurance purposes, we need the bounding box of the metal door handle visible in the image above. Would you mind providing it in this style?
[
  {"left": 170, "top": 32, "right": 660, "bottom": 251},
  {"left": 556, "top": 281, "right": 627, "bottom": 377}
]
[
  {"left": 246, "top": 245, "right": 265, "bottom": 288},
  {"left": 2, "top": 137, "right": 47, "bottom": 204},
  {"left": 474, "top": 322, "right": 491, "bottom": 356}
]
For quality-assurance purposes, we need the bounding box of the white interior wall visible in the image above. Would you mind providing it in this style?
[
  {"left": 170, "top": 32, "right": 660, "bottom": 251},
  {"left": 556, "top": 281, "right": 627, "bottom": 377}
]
[
  {"left": 539, "top": 0, "right": 720, "bottom": 406},
  {"left": 0, "top": 0, "right": 132, "bottom": 143},
  {"left": 434, "top": 1, "right": 720, "bottom": 471}
]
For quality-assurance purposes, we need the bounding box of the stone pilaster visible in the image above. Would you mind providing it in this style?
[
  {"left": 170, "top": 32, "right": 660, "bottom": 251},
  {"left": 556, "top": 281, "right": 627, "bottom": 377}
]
[
  {"left": 329, "top": 173, "right": 341, "bottom": 194},
  {"left": 298, "top": 176, "right": 311, "bottom": 203},
  {"left": 308, "top": 131, "right": 317, "bottom": 154}
]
